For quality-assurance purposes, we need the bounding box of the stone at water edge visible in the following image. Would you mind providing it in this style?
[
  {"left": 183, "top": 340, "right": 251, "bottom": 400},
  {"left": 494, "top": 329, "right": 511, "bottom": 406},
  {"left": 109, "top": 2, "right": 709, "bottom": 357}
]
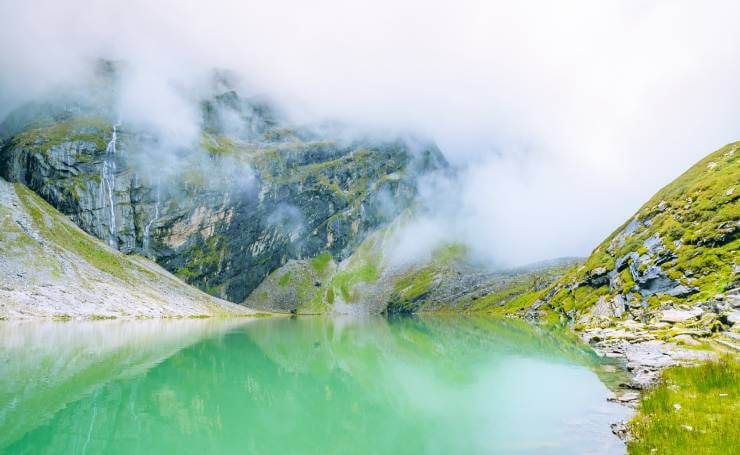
[
  {"left": 610, "top": 421, "right": 630, "bottom": 441},
  {"left": 607, "top": 391, "right": 640, "bottom": 404}
]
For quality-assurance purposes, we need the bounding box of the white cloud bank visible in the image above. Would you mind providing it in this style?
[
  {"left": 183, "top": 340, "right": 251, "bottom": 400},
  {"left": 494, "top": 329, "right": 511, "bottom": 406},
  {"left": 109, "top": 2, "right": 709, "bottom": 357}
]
[{"left": 1, "top": 0, "right": 739, "bottom": 265}]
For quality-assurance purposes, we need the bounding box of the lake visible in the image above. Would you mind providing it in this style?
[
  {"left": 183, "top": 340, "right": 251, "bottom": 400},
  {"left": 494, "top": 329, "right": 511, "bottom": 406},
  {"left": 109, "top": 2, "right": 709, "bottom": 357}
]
[{"left": 0, "top": 315, "right": 631, "bottom": 454}]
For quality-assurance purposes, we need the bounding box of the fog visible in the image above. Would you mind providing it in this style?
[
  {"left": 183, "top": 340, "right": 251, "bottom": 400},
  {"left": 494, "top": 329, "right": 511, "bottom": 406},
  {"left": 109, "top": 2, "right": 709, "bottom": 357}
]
[{"left": 2, "top": 0, "right": 739, "bottom": 266}]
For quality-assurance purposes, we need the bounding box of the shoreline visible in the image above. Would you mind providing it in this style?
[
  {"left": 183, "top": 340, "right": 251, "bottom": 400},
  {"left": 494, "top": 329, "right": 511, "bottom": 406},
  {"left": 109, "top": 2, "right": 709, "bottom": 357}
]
[{"left": 577, "top": 323, "right": 737, "bottom": 443}]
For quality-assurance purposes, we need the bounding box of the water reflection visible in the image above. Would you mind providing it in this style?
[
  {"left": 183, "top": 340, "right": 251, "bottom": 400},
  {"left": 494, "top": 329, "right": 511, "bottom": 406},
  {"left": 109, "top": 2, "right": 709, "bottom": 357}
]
[
  {"left": 0, "top": 318, "right": 250, "bottom": 449},
  {"left": 1, "top": 316, "right": 631, "bottom": 454}
]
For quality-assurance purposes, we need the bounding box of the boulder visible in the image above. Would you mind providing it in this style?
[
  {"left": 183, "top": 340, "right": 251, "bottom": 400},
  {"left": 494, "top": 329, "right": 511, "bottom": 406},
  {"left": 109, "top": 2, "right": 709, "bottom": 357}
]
[
  {"left": 665, "top": 285, "right": 699, "bottom": 298},
  {"left": 660, "top": 307, "right": 703, "bottom": 323},
  {"left": 582, "top": 267, "right": 609, "bottom": 287},
  {"left": 610, "top": 421, "right": 630, "bottom": 441},
  {"left": 672, "top": 334, "right": 701, "bottom": 346},
  {"left": 591, "top": 296, "right": 625, "bottom": 319}
]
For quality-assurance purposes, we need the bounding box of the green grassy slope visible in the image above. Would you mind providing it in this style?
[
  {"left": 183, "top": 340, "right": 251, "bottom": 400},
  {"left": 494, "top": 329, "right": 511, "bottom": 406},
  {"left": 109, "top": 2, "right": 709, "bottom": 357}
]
[
  {"left": 488, "top": 143, "right": 738, "bottom": 330},
  {"left": 0, "top": 180, "right": 257, "bottom": 319}
]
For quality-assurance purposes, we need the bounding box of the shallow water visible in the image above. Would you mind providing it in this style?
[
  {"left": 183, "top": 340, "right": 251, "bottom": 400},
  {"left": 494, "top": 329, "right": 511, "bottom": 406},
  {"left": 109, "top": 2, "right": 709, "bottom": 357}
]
[{"left": 0, "top": 316, "right": 630, "bottom": 454}]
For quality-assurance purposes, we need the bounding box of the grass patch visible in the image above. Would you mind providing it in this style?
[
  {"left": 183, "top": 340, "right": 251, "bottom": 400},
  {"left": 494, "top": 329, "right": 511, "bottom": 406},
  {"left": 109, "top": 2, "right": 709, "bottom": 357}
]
[
  {"left": 12, "top": 117, "right": 111, "bottom": 153},
  {"left": 278, "top": 271, "right": 292, "bottom": 287},
  {"left": 332, "top": 260, "right": 380, "bottom": 302},
  {"left": 629, "top": 356, "right": 740, "bottom": 454},
  {"left": 392, "top": 267, "right": 435, "bottom": 303},
  {"left": 309, "top": 252, "right": 332, "bottom": 274}
]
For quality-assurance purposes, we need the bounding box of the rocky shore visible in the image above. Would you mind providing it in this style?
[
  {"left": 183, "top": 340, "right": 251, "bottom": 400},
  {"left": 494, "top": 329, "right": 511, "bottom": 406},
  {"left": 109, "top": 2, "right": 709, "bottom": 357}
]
[{"left": 574, "top": 293, "right": 740, "bottom": 441}]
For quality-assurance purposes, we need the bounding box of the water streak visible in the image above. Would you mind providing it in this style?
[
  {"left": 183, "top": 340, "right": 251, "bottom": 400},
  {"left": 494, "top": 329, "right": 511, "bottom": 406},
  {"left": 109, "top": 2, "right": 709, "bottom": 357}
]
[
  {"left": 143, "top": 182, "right": 160, "bottom": 252},
  {"left": 98, "top": 125, "right": 118, "bottom": 247}
]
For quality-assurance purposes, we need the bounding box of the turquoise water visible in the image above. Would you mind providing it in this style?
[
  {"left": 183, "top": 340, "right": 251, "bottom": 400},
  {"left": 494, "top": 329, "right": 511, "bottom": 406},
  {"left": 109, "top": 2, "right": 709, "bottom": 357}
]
[{"left": 0, "top": 316, "right": 630, "bottom": 454}]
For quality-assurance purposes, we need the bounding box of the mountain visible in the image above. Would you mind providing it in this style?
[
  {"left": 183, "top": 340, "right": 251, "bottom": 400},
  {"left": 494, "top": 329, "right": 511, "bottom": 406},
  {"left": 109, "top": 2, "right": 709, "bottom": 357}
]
[
  {"left": 0, "top": 63, "right": 446, "bottom": 304},
  {"left": 489, "top": 143, "right": 739, "bottom": 342},
  {"left": 259, "top": 141, "right": 737, "bottom": 327},
  {"left": 4, "top": 61, "right": 735, "bottom": 326},
  {"left": 0, "top": 177, "right": 253, "bottom": 319},
  {"left": 245, "top": 213, "right": 581, "bottom": 314}
]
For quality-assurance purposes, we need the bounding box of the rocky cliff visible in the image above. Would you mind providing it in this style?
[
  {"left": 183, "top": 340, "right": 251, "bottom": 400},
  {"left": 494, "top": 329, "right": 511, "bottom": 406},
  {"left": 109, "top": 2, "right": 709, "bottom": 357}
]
[{"left": 0, "top": 66, "right": 446, "bottom": 304}]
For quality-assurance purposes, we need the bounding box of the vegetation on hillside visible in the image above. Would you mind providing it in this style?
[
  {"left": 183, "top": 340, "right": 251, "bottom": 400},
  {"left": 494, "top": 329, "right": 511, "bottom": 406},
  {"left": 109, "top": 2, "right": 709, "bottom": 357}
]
[{"left": 478, "top": 143, "right": 738, "bottom": 328}]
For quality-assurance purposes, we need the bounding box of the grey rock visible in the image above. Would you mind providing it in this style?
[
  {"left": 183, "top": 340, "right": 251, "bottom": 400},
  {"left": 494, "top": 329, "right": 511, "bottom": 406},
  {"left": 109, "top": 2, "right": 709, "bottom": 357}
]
[
  {"left": 666, "top": 285, "right": 699, "bottom": 298},
  {"left": 524, "top": 299, "right": 545, "bottom": 320},
  {"left": 643, "top": 233, "right": 664, "bottom": 255},
  {"left": 672, "top": 334, "right": 701, "bottom": 346},
  {"left": 616, "top": 391, "right": 640, "bottom": 403},
  {"left": 610, "top": 421, "right": 630, "bottom": 441},
  {"left": 661, "top": 307, "right": 703, "bottom": 323},
  {"left": 583, "top": 267, "right": 609, "bottom": 287}
]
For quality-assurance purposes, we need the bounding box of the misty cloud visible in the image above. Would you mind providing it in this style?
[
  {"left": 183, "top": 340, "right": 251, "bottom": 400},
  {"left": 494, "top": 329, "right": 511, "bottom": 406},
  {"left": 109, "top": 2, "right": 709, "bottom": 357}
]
[
  {"left": 2, "top": 0, "right": 740, "bottom": 266},
  {"left": 267, "top": 204, "right": 305, "bottom": 242}
]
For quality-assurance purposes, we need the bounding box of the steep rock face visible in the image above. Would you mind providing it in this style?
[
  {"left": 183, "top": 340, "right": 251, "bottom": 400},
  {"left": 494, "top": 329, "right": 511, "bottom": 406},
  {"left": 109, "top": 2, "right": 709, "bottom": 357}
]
[
  {"left": 0, "top": 89, "right": 446, "bottom": 303},
  {"left": 520, "top": 143, "right": 739, "bottom": 339}
]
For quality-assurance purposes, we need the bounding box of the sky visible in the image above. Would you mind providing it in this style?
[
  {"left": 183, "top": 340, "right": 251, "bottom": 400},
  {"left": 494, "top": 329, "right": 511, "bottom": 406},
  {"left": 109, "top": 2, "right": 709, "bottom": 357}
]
[{"left": 1, "top": 0, "right": 739, "bottom": 266}]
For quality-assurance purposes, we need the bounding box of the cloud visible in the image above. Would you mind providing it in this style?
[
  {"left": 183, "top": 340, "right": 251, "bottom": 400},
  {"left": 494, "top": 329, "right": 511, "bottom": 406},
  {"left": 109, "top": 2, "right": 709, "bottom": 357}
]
[{"left": 1, "top": 0, "right": 740, "bottom": 265}]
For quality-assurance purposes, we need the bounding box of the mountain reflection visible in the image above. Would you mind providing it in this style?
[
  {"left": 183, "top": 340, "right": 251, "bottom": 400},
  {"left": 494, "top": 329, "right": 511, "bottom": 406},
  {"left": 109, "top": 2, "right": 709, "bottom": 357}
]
[{"left": 1, "top": 316, "right": 630, "bottom": 454}]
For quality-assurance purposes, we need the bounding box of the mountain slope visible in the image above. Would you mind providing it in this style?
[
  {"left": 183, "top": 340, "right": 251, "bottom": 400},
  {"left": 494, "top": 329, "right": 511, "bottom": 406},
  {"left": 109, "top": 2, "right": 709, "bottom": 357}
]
[
  {"left": 497, "top": 142, "right": 739, "bottom": 341},
  {"left": 245, "top": 214, "right": 580, "bottom": 315},
  {"left": 0, "top": 178, "right": 256, "bottom": 319},
  {"left": 0, "top": 65, "right": 447, "bottom": 303}
]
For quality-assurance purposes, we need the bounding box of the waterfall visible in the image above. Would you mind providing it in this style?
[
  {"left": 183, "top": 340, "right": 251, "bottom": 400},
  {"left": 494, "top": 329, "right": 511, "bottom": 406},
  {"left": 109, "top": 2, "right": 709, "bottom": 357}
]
[
  {"left": 143, "top": 183, "right": 160, "bottom": 252},
  {"left": 99, "top": 124, "right": 119, "bottom": 248}
]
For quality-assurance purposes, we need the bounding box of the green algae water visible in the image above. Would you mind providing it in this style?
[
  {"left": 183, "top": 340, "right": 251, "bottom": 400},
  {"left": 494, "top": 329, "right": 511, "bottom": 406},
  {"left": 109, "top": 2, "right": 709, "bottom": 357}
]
[{"left": 0, "top": 316, "right": 630, "bottom": 454}]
